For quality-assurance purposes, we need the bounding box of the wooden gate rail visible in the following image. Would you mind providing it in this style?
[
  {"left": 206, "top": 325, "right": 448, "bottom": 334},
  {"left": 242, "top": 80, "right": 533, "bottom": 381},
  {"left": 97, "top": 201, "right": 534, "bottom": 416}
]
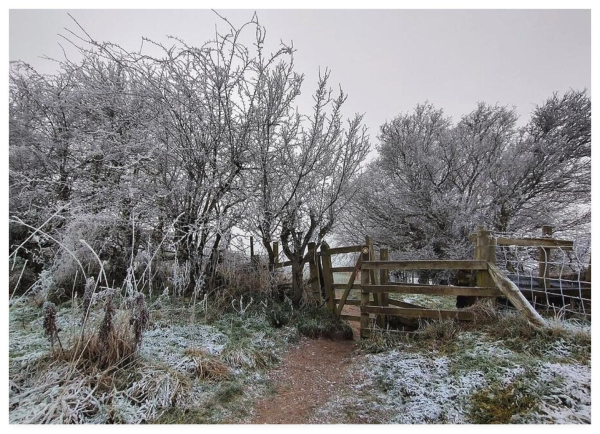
[
  {"left": 331, "top": 266, "right": 357, "bottom": 273},
  {"left": 388, "top": 299, "right": 429, "bottom": 309},
  {"left": 361, "top": 260, "right": 487, "bottom": 270},
  {"left": 361, "top": 306, "right": 474, "bottom": 321},
  {"left": 362, "top": 284, "right": 501, "bottom": 297},
  {"left": 332, "top": 283, "right": 361, "bottom": 289},
  {"left": 327, "top": 245, "right": 363, "bottom": 255},
  {"left": 334, "top": 298, "right": 361, "bottom": 306}
]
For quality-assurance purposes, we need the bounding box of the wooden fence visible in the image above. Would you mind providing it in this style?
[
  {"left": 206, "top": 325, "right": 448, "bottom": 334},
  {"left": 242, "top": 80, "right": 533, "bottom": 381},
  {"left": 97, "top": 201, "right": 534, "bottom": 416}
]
[{"left": 259, "top": 225, "right": 590, "bottom": 338}]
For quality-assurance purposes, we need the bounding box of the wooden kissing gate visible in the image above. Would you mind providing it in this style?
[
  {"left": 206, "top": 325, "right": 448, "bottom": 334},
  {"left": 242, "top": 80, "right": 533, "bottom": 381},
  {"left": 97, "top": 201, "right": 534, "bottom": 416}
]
[{"left": 267, "top": 226, "right": 589, "bottom": 338}]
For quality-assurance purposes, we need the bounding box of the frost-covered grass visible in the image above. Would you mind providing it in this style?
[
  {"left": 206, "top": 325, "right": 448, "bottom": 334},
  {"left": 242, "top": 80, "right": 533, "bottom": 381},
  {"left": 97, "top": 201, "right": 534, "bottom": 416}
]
[
  {"left": 9, "top": 295, "right": 299, "bottom": 424},
  {"left": 316, "top": 313, "right": 590, "bottom": 424}
]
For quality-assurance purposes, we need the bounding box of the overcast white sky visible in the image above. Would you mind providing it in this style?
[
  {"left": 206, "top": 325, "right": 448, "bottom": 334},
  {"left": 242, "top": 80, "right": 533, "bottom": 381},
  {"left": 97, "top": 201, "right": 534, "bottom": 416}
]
[{"left": 9, "top": 9, "right": 591, "bottom": 139}]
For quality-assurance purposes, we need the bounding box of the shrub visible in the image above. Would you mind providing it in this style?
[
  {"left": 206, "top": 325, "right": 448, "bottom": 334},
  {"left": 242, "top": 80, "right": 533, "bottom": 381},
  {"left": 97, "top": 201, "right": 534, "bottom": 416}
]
[
  {"left": 50, "top": 214, "right": 130, "bottom": 295},
  {"left": 266, "top": 302, "right": 293, "bottom": 328},
  {"left": 208, "top": 254, "right": 276, "bottom": 311}
]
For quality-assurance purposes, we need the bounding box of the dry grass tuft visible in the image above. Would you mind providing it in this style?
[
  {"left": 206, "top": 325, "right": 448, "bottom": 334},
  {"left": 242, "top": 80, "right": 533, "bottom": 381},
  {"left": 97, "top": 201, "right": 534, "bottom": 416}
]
[
  {"left": 62, "top": 307, "right": 139, "bottom": 370},
  {"left": 419, "top": 318, "right": 461, "bottom": 343},
  {"left": 181, "top": 348, "right": 231, "bottom": 380},
  {"left": 465, "top": 299, "right": 502, "bottom": 324},
  {"left": 222, "top": 344, "right": 278, "bottom": 370}
]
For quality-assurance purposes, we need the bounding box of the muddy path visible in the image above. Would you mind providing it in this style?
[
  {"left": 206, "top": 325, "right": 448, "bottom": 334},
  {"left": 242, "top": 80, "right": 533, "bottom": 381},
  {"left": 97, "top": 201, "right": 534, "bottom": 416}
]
[{"left": 252, "top": 337, "right": 358, "bottom": 424}]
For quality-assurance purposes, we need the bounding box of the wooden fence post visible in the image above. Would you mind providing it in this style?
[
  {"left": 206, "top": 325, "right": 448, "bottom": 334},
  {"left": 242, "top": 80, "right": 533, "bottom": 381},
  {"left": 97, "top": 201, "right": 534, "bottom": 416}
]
[
  {"left": 461, "top": 226, "right": 493, "bottom": 308},
  {"left": 487, "top": 236, "right": 497, "bottom": 306},
  {"left": 475, "top": 226, "right": 492, "bottom": 288},
  {"left": 487, "top": 236, "right": 497, "bottom": 266},
  {"left": 273, "top": 241, "right": 279, "bottom": 265},
  {"left": 360, "top": 244, "right": 371, "bottom": 339},
  {"left": 308, "top": 242, "right": 322, "bottom": 303},
  {"left": 366, "top": 236, "right": 380, "bottom": 305},
  {"left": 378, "top": 247, "right": 389, "bottom": 328},
  {"left": 269, "top": 241, "right": 279, "bottom": 273},
  {"left": 321, "top": 242, "right": 335, "bottom": 313},
  {"left": 539, "top": 225, "right": 553, "bottom": 288}
]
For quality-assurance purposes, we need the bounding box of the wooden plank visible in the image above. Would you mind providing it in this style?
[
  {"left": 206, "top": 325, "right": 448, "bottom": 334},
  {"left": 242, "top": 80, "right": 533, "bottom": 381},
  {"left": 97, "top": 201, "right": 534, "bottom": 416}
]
[
  {"left": 488, "top": 263, "right": 546, "bottom": 327},
  {"left": 331, "top": 267, "right": 356, "bottom": 273},
  {"left": 476, "top": 228, "right": 492, "bottom": 288},
  {"left": 388, "top": 298, "right": 428, "bottom": 309},
  {"left": 496, "top": 236, "right": 573, "bottom": 250},
  {"left": 378, "top": 247, "right": 389, "bottom": 328},
  {"left": 335, "top": 255, "right": 362, "bottom": 317},
  {"left": 362, "top": 260, "right": 487, "bottom": 270},
  {"left": 273, "top": 242, "right": 279, "bottom": 265},
  {"left": 273, "top": 260, "right": 292, "bottom": 269},
  {"left": 275, "top": 250, "right": 325, "bottom": 269},
  {"left": 363, "top": 284, "right": 501, "bottom": 297},
  {"left": 307, "top": 242, "right": 322, "bottom": 302},
  {"left": 332, "top": 283, "right": 361, "bottom": 290},
  {"left": 363, "top": 328, "right": 422, "bottom": 337},
  {"left": 334, "top": 298, "right": 361, "bottom": 306},
  {"left": 360, "top": 245, "right": 371, "bottom": 339},
  {"left": 328, "top": 245, "right": 363, "bottom": 255},
  {"left": 361, "top": 306, "right": 474, "bottom": 320},
  {"left": 385, "top": 281, "right": 467, "bottom": 288},
  {"left": 366, "top": 236, "right": 381, "bottom": 307}
]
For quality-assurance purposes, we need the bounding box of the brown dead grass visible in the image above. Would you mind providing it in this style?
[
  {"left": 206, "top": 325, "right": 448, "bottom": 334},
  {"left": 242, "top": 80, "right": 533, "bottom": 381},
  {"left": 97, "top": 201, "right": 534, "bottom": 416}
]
[
  {"left": 182, "top": 348, "right": 231, "bottom": 380},
  {"left": 60, "top": 311, "right": 138, "bottom": 370}
]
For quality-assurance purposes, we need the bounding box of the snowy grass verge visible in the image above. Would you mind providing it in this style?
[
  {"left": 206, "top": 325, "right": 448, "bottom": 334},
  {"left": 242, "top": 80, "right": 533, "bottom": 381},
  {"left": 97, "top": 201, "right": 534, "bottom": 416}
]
[
  {"left": 315, "top": 313, "right": 590, "bottom": 424},
  {"left": 9, "top": 296, "right": 299, "bottom": 424}
]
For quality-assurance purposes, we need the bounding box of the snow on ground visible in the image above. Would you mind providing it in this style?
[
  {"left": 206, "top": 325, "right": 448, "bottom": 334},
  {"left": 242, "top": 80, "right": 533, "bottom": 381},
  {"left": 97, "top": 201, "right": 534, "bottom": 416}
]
[
  {"left": 518, "top": 362, "right": 591, "bottom": 424},
  {"left": 314, "top": 328, "right": 590, "bottom": 424},
  {"left": 9, "top": 297, "right": 590, "bottom": 424},
  {"left": 362, "top": 351, "right": 485, "bottom": 423},
  {"left": 8, "top": 299, "right": 292, "bottom": 424}
]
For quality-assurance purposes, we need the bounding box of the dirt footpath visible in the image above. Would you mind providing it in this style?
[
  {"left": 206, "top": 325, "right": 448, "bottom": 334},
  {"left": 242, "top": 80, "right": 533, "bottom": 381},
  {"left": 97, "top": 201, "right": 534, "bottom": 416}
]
[{"left": 252, "top": 338, "right": 357, "bottom": 424}]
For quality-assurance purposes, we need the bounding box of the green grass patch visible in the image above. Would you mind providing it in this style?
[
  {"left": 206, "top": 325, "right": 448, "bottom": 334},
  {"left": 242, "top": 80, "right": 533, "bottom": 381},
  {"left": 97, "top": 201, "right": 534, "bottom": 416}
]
[{"left": 470, "top": 376, "right": 539, "bottom": 423}]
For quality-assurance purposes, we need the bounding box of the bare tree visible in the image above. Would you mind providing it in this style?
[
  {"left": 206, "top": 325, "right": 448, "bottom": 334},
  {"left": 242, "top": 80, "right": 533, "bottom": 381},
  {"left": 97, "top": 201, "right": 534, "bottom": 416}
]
[{"left": 247, "top": 71, "right": 370, "bottom": 305}]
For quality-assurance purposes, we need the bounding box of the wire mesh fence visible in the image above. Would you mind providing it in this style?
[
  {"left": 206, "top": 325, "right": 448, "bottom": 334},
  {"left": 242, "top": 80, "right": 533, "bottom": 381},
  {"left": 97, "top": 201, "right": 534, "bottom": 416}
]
[{"left": 493, "top": 231, "right": 591, "bottom": 318}]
